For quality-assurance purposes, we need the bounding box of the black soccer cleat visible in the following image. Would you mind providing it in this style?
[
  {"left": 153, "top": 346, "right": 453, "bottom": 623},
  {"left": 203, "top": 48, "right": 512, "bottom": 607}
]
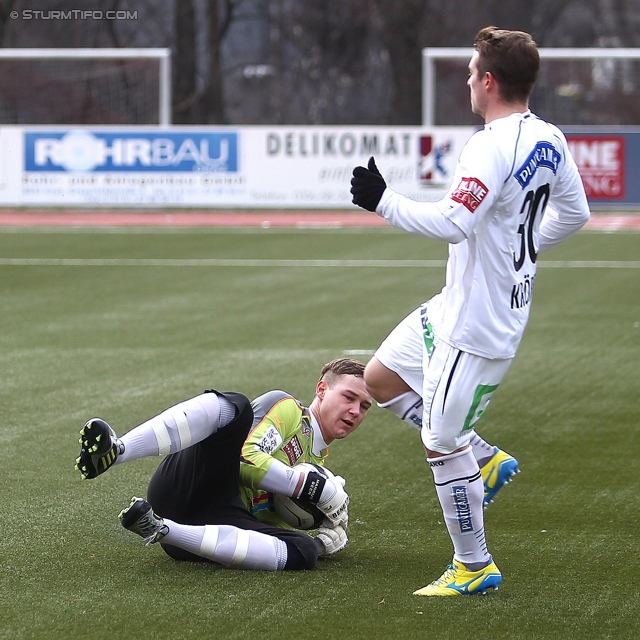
[
  {"left": 75, "top": 417, "right": 124, "bottom": 479},
  {"left": 119, "top": 497, "right": 169, "bottom": 546}
]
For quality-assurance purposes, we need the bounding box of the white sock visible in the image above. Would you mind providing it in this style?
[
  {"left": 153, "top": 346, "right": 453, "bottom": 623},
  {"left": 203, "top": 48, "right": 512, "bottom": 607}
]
[
  {"left": 468, "top": 431, "right": 496, "bottom": 468},
  {"left": 428, "top": 447, "right": 490, "bottom": 569},
  {"left": 378, "top": 390, "right": 423, "bottom": 430},
  {"left": 117, "top": 393, "right": 236, "bottom": 463},
  {"left": 162, "top": 521, "right": 288, "bottom": 571}
]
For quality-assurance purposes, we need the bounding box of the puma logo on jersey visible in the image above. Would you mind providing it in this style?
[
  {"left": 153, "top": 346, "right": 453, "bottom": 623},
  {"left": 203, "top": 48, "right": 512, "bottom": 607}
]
[{"left": 451, "top": 177, "right": 488, "bottom": 213}]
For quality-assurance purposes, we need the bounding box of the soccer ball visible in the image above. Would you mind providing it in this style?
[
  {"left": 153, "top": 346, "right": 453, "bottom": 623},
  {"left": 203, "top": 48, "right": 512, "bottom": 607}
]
[{"left": 272, "top": 493, "right": 325, "bottom": 530}]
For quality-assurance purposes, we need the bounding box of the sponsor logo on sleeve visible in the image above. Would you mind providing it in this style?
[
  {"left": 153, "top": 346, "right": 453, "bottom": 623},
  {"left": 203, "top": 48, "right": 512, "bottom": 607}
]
[
  {"left": 282, "top": 435, "right": 304, "bottom": 466},
  {"left": 451, "top": 176, "right": 488, "bottom": 213},
  {"left": 254, "top": 425, "right": 283, "bottom": 455}
]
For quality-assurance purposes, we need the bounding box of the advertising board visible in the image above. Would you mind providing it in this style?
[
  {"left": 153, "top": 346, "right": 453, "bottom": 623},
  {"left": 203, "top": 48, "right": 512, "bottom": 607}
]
[
  {"left": 1, "top": 125, "right": 639, "bottom": 208},
  {"left": 0, "top": 126, "right": 475, "bottom": 208}
]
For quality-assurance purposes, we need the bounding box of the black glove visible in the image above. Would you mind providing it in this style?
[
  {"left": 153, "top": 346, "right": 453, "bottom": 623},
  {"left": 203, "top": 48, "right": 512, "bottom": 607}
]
[{"left": 350, "top": 156, "right": 387, "bottom": 212}]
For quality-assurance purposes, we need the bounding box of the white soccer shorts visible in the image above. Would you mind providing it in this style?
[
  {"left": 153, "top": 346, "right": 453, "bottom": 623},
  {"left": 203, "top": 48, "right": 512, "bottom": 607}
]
[{"left": 374, "top": 302, "right": 512, "bottom": 453}]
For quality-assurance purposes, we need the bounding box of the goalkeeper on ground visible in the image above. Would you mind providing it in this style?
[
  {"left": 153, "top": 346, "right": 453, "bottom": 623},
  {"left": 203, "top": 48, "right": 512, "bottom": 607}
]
[{"left": 76, "top": 358, "right": 371, "bottom": 571}]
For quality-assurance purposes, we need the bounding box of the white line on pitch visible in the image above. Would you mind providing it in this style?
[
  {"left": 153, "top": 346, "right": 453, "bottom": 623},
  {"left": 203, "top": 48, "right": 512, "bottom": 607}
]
[
  {"left": 0, "top": 258, "right": 639, "bottom": 268},
  {"left": 0, "top": 258, "right": 446, "bottom": 267}
]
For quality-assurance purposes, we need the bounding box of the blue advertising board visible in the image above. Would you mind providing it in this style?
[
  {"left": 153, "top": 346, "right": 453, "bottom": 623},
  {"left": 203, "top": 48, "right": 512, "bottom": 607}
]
[{"left": 24, "top": 130, "right": 238, "bottom": 173}]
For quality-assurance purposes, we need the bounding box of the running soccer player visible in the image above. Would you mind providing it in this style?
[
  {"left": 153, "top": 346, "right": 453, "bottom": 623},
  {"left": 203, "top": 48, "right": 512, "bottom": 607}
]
[
  {"left": 350, "top": 26, "right": 590, "bottom": 595},
  {"left": 75, "top": 358, "right": 372, "bottom": 571}
]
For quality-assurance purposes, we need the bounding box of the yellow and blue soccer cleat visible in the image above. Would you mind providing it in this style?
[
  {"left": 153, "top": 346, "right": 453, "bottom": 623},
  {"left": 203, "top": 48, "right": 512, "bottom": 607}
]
[
  {"left": 480, "top": 447, "right": 519, "bottom": 507},
  {"left": 413, "top": 559, "right": 502, "bottom": 596},
  {"left": 75, "top": 417, "right": 124, "bottom": 479}
]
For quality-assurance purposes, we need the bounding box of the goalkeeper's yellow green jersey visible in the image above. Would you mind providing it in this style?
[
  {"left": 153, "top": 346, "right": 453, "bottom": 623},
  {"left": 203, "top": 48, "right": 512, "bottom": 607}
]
[{"left": 239, "top": 390, "right": 328, "bottom": 528}]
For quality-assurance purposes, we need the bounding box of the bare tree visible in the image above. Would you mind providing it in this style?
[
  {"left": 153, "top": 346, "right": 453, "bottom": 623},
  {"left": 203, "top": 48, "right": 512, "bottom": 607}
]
[
  {"left": 0, "top": 0, "right": 18, "bottom": 45},
  {"left": 173, "top": 0, "right": 232, "bottom": 124},
  {"left": 223, "top": 0, "right": 393, "bottom": 124},
  {"left": 369, "top": 0, "right": 447, "bottom": 125},
  {"left": 270, "top": 0, "right": 392, "bottom": 124}
]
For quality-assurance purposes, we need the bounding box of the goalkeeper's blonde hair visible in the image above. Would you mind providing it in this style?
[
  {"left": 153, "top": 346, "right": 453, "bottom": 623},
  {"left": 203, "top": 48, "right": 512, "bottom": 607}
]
[{"left": 319, "top": 358, "right": 365, "bottom": 388}]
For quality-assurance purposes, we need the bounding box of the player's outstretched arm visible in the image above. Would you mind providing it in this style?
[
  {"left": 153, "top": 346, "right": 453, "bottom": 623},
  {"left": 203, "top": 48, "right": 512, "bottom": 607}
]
[{"left": 351, "top": 156, "right": 466, "bottom": 243}]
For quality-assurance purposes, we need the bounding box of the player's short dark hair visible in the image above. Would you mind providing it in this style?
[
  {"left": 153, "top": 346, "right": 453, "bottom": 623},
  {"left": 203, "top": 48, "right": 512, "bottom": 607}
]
[
  {"left": 474, "top": 26, "right": 540, "bottom": 104},
  {"left": 320, "top": 358, "right": 365, "bottom": 386}
]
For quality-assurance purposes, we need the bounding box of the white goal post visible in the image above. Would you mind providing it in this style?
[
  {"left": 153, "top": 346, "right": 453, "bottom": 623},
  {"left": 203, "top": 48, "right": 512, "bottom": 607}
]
[
  {"left": 0, "top": 48, "right": 172, "bottom": 126},
  {"left": 422, "top": 47, "right": 640, "bottom": 126}
]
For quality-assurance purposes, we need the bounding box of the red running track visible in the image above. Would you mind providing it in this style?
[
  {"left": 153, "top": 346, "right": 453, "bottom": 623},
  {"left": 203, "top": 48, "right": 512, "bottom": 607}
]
[
  {"left": 0, "top": 210, "right": 386, "bottom": 228},
  {"left": 0, "top": 209, "right": 638, "bottom": 230}
]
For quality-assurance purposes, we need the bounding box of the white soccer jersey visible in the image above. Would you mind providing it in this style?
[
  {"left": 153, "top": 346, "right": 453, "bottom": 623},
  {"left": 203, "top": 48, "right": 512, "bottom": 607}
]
[{"left": 377, "top": 111, "right": 590, "bottom": 359}]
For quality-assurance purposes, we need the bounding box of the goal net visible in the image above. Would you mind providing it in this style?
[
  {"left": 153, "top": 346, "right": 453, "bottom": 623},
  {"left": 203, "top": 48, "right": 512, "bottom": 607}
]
[
  {"left": 422, "top": 47, "right": 640, "bottom": 126},
  {"left": 0, "top": 48, "right": 171, "bottom": 126}
]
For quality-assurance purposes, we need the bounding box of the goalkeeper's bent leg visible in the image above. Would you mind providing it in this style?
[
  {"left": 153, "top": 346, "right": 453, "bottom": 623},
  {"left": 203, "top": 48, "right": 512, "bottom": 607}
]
[
  {"left": 155, "top": 521, "right": 289, "bottom": 571},
  {"left": 118, "top": 392, "right": 237, "bottom": 462},
  {"left": 158, "top": 521, "right": 319, "bottom": 571}
]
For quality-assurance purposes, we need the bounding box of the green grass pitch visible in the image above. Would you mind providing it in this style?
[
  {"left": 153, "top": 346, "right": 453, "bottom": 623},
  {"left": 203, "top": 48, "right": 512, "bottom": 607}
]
[{"left": 0, "top": 225, "right": 638, "bottom": 639}]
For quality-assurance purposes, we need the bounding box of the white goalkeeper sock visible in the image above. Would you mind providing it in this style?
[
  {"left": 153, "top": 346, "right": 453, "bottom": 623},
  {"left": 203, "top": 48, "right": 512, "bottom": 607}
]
[
  {"left": 162, "top": 521, "right": 288, "bottom": 571},
  {"left": 378, "top": 390, "right": 423, "bottom": 430},
  {"left": 468, "top": 431, "right": 496, "bottom": 468},
  {"left": 428, "top": 447, "right": 490, "bottom": 569},
  {"left": 117, "top": 393, "right": 236, "bottom": 463}
]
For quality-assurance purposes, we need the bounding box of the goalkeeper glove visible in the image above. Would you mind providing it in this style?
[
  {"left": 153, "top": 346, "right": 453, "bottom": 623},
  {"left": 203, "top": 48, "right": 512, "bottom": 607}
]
[
  {"left": 317, "top": 478, "right": 348, "bottom": 528},
  {"left": 350, "top": 156, "right": 387, "bottom": 212},
  {"left": 295, "top": 463, "right": 349, "bottom": 528},
  {"left": 315, "top": 523, "right": 348, "bottom": 557}
]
